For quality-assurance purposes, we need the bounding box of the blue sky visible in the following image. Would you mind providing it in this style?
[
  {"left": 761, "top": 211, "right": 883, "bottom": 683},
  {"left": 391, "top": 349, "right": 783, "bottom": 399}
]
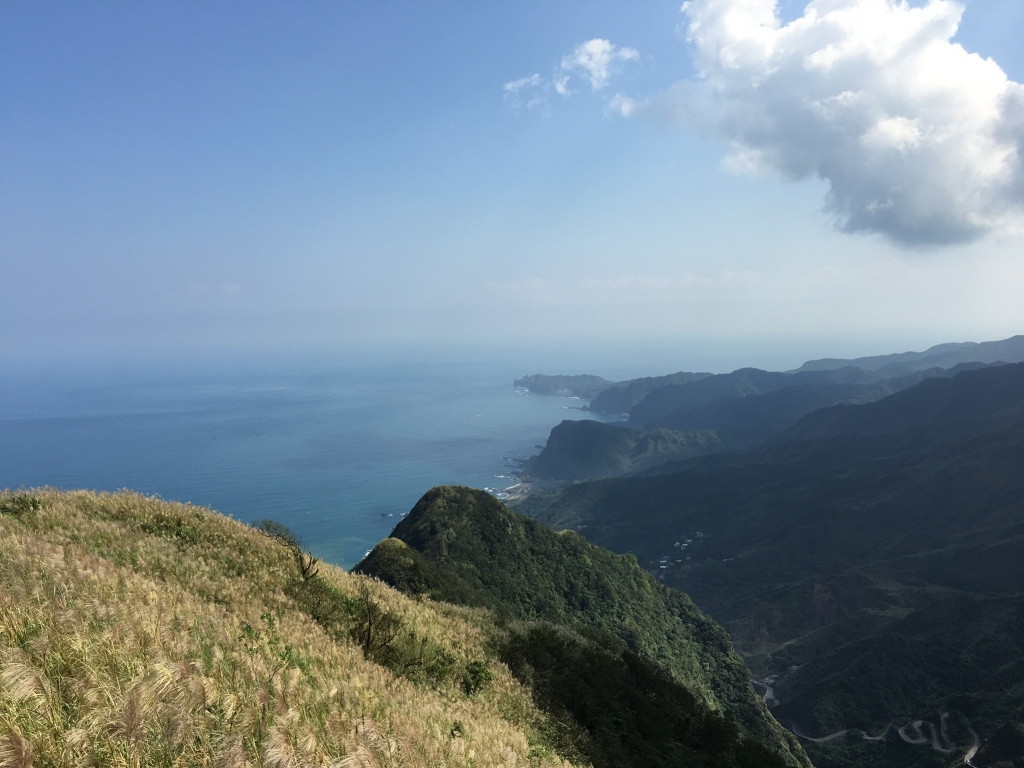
[{"left": 3, "top": 1, "right": 1024, "bottom": 373}]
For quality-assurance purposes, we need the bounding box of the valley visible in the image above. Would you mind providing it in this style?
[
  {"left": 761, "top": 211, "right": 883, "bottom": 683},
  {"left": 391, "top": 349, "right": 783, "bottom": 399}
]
[{"left": 513, "top": 338, "right": 1024, "bottom": 768}]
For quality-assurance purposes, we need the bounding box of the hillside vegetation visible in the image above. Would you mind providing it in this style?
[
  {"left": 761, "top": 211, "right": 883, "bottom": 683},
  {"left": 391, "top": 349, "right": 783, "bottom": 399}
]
[
  {"left": 521, "top": 363, "right": 1024, "bottom": 768},
  {"left": 627, "top": 367, "right": 881, "bottom": 429},
  {"left": 355, "top": 486, "right": 809, "bottom": 768},
  {"left": 586, "top": 371, "right": 713, "bottom": 416},
  {"left": 0, "top": 487, "right": 811, "bottom": 768},
  {"left": 525, "top": 362, "right": 999, "bottom": 484},
  {"left": 794, "top": 334, "right": 1024, "bottom": 374},
  {"left": 528, "top": 420, "right": 721, "bottom": 480},
  {"left": 0, "top": 488, "right": 598, "bottom": 768}
]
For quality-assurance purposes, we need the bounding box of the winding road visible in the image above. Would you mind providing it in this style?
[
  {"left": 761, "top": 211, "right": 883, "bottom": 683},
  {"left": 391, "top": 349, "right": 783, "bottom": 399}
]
[
  {"left": 792, "top": 711, "right": 982, "bottom": 762},
  {"left": 963, "top": 726, "right": 981, "bottom": 767},
  {"left": 764, "top": 673, "right": 981, "bottom": 763},
  {"left": 791, "top": 722, "right": 892, "bottom": 744},
  {"left": 751, "top": 679, "right": 779, "bottom": 707}
]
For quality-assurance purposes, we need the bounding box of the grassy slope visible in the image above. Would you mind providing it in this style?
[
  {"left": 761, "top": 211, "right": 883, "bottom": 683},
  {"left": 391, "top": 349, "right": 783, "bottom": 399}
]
[
  {"left": 355, "top": 486, "right": 810, "bottom": 768},
  {"left": 0, "top": 488, "right": 583, "bottom": 768}
]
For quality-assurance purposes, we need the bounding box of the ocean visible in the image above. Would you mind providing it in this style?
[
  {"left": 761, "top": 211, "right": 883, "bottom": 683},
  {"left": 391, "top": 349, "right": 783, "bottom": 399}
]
[{"left": 0, "top": 360, "right": 616, "bottom": 569}]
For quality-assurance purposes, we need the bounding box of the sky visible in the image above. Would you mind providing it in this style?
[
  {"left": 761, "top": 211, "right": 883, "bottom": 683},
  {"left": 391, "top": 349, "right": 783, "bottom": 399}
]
[{"left": 3, "top": 0, "right": 1024, "bottom": 374}]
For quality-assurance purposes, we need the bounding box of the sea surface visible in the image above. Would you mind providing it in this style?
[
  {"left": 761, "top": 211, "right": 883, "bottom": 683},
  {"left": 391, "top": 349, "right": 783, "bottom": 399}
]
[{"left": 0, "top": 361, "right": 615, "bottom": 569}]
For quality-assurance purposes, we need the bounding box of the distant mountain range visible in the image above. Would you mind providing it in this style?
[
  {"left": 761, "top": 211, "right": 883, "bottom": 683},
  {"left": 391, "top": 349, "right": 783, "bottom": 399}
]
[
  {"left": 514, "top": 336, "right": 1024, "bottom": 483},
  {"left": 627, "top": 366, "right": 882, "bottom": 430},
  {"left": 588, "top": 370, "right": 714, "bottom": 416},
  {"left": 793, "top": 334, "right": 1024, "bottom": 375},
  {"left": 514, "top": 334, "right": 1024, "bottom": 423},
  {"left": 515, "top": 360, "right": 1024, "bottom": 768},
  {"left": 526, "top": 362, "right": 997, "bottom": 482}
]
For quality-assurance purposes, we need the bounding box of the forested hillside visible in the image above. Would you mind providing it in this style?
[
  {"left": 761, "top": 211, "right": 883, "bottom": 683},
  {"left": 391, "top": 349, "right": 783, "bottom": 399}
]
[
  {"left": 519, "top": 363, "right": 1024, "bottom": 768},
  {"left": 356, "top": 486, "right": 809, "bottom": 768}
]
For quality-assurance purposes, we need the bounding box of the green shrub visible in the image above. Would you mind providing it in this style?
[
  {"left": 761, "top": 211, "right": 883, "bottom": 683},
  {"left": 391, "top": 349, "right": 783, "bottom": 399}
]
[
  {"left": 253, "top": 518, "right": 302, "bottom": 550},
  {"left": 140, "top": 513, "right": 202, "bottom": 545},
  {"left": 0, "top": 493, "right": 42, "bottom": 518},
  {"left": 282, "top": 546, "right": 456, "bottom": 689},
  {"left": 346, "top": 583, "right": 455, "bottom": 686},
  {"left": 462, "top": 660, "right": 493, "bottom": 695},
  {"left": 254, "top": 518, "right": 320, "bottom": 579}
]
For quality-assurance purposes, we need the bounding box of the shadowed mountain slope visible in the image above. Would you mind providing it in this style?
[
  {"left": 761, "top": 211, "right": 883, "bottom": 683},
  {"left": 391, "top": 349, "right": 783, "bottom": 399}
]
[
  {"left": 840, "top": 360, "right": 995, "bottom": 404},
  {"left": 520, "top": 363, "right": 1024, "bottom": 768},
  {"left": 781, "top": 361, "right": 1024, "bottom": 443},
  {"left": 587, "top": 371, "right": 714, "bottom": 415},
  {"left": 355, "top": 485, "right": 810, "bottom": 768},
  {"left": 648, "top": 382, "right": 867, "bottom": 450},
  {"left": 528, "top": 419, "right": 721, "bottom": 480},
  {"left": 628, "top": 366, "right": 882, "bottom": 429},
  {"left": 656, "top": 363, "right": 1005, "bottom": 446}
]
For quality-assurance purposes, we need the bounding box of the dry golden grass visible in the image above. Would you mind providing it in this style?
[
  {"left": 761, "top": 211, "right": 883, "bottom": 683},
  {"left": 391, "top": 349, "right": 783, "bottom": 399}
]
[{"left": 0, "top": 489, "right": 582, "bottom": 768}]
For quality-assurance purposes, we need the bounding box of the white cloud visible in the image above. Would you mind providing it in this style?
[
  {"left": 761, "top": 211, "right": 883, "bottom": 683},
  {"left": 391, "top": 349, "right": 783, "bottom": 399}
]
[
  {"left": 503, "top": 74, "right": 545, "bottom": 110},
  {"left": 606, "top": 93, "right": 638, "bottom": 118},
  {"left": 504, "top": 39, "right": 639, "bottom": 110},
  {"left": 504, "top": 74, "right": 541, "bottom": 94},
  {"left": 560, "top": 39, "right": 639, "bottom": 92},
  {"left": 651, "top": 0, "right": 1024, "bottom": 246}
]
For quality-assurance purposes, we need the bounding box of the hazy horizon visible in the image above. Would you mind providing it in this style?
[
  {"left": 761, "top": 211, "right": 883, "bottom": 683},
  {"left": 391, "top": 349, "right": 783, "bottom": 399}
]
[
  {"left": 3, "top": 1, "right": 1024, "bottom": 368},
  {"left": 5, "top": 5, "right": 1024, "bottom": 762},
  {"left": 4, "top": 329, "right": 1020, "bottom": 390}
]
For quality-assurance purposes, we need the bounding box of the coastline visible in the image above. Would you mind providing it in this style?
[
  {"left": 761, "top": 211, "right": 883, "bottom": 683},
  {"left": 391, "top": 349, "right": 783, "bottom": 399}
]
[{"left": 490, "top": 472, "right": 567, "bottom": 502}]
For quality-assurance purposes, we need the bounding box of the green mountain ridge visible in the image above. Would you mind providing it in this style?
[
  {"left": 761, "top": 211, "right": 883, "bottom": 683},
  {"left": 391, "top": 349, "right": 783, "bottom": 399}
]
[
  {"left": 527, "top": 419, "right": 722, "bottom": 481},
  {"left": 586, "top": 371, "right": 715, "bottom": 416},
  {"left": 517, "top": 363, "right": 1024, "bottom": 768},
  {"left": 780, "top": 360, "right": 1024, "bottom": 442},
  {"left": 524, "top": 361, "right": 1002, "bottom": 484},
  {"left": 794, "top": 334, "right": 1024, "bottom": 375},
  {"left": 628, "top": 367, "right": 883, "bottom": 429},
  {"left": 355, "top": 485, "right": 810, "bottom": 768}
]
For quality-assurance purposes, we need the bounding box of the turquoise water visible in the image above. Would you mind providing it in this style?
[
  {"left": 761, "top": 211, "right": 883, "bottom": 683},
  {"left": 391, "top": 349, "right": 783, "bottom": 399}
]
[{"left": 0, "top": 361, "right": 613, "bottom": 568}]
